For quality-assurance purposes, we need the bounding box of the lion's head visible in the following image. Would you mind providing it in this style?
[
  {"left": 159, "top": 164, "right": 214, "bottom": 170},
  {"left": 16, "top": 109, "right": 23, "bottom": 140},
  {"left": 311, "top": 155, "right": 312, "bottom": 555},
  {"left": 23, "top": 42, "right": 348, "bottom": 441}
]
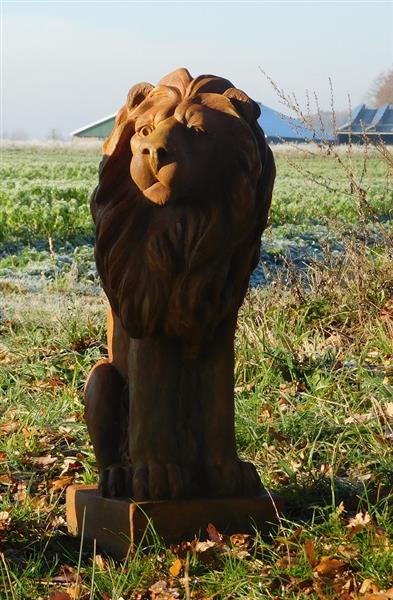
[{"left": 92, "top": 68, "right": 275, "bottom": 353}]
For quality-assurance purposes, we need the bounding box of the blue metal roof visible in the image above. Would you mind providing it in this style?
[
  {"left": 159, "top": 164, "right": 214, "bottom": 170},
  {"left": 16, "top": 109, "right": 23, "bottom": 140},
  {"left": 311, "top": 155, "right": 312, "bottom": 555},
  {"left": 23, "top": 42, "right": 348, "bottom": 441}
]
[
  {"left": 72, "top": 103, "right": 332, "bottom": 142},
  {"left": 338, "top": 104, "right": 393, "bottom": 134},
  {"left": 257, "top": 103, "right": 332, "bottom": 142}
]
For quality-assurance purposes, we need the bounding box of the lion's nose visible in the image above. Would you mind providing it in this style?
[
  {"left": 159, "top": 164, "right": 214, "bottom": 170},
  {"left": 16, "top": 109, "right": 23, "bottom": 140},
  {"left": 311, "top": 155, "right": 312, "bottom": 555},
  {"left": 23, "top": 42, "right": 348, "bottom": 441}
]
[{"left": 140, "top": 143, "right": 170, "bottom": 172}]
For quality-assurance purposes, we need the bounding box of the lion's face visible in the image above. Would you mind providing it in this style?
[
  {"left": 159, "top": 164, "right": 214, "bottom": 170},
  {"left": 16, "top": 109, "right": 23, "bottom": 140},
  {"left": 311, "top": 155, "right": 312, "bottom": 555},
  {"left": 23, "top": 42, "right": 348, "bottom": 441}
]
[
  {"left": 93, "top": 68, "right": 275, "bottom": 348},
  {"left": 129, "top": 87, "right": 258, "bottom": 205}
]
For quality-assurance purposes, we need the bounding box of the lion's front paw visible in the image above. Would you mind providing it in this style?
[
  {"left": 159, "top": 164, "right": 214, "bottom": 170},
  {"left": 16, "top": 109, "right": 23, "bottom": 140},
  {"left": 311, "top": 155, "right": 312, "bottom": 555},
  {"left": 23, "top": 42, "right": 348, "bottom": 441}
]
[
  {"left": 132, "top": 462, "right": 197, "bottom": 501},
  {"left": 99, "top": 464, "right": 133, "bottom": 498},
  {"left": 205, "top": 459, "right": 263, "bottom": 497}
]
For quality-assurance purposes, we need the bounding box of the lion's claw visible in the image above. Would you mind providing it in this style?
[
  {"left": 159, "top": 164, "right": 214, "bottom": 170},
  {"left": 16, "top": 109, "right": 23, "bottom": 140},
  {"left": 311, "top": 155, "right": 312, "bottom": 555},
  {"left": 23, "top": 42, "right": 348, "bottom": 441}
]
[
  {"left": 99, "top": 462, "right": 195, "bottom": 500},
  {"left": 132, "top": 462, "right": 196, "bottom": 500},
  {"left": 99, "top": 464, "right": 132, "bottom": 498},
  {"left": 205, "top": 459, "right": 263, "bottom": 497}
]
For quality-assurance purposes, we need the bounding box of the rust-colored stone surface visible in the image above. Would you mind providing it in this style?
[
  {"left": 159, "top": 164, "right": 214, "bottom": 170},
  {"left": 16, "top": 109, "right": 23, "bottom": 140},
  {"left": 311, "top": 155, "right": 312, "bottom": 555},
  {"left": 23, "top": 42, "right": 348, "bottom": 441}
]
[
  {"left": 66, "top": 485, "right": 282, "bottom": 559},
  {"left": 84, "top": 67, "right": 276, "bottom": 501}
]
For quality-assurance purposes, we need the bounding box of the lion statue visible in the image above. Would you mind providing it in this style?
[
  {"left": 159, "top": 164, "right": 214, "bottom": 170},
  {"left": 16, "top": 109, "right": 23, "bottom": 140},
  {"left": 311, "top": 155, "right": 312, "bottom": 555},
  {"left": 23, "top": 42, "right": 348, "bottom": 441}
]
[{"left": 85, "top": 68, "right": 275, "bottom": 500}]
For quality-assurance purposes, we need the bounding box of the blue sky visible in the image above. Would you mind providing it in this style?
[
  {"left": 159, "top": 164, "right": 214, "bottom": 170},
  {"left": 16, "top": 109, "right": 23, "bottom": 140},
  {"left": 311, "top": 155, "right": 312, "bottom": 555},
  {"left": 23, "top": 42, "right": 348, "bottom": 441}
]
[{"left": 2, "top": 1, "right": 393, "bottom": 139}]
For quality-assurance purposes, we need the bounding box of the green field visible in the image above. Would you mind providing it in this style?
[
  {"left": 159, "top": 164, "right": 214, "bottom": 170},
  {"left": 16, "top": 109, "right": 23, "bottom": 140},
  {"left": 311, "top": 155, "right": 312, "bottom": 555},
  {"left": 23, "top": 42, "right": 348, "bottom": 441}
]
[{"left": 0, "top": 142, "right": 392, "bottom": 599}]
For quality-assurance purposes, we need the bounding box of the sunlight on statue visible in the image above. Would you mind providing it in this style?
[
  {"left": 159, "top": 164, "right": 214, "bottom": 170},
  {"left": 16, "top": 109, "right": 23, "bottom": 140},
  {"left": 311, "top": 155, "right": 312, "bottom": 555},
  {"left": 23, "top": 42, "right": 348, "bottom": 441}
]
[{"left": 84, "top": 68, "right": 276, "bottom": 501}]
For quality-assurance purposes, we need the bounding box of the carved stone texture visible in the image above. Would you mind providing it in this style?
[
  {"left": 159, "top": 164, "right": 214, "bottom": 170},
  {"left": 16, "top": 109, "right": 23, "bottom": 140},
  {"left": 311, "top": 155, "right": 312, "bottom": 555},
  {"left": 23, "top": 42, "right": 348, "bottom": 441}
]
[
  {"left": 85, "top": 68, "right": 276, "bottom": 501},
  {"left": 67, "top": 485, "right": 283, "bottom": 559}
]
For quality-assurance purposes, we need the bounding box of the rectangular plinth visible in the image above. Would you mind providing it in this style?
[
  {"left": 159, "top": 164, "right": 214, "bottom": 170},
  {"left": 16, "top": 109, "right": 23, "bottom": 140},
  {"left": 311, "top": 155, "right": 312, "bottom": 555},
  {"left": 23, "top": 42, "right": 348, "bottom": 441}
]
[{"left": 66, "top": 485, "right": 283, "bottom": 559}]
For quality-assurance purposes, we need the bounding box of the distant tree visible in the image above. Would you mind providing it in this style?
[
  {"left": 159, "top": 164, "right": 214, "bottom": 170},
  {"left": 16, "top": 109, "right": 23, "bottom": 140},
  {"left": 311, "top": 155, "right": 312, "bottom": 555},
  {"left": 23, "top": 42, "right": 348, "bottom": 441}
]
[
  {"left": 368, "top": 67, "right": 393, "bottom": 107},
  {"left": 47, "top": 128, "right": 64, "bottom": 141},
  {"left": 308, "top": 110, "right": 348, "bottom": 135}
]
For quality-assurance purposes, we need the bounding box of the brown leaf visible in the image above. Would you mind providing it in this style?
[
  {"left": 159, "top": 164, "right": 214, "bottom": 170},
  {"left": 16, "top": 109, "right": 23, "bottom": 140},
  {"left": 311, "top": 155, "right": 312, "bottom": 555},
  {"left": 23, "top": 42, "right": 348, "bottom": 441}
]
[
  {"left": 49, "top": 592, "right": 72, "bottom": 600},
  {"left": 380, "top": 299, "right": 393, "bottom": 320},
  {"left": 230, "top": 533, "right": 252, "bottom": 548},
  {"left": 346, "top": 511, "right": 371, "bottom": 536},
  {"left": 373, "top": 526, "right": 391, "bottom": 550},
  {"left": 94, "top": 554, "right": 107, "bottom": 571},
  {"left": 362, "top": 591, "right": 393, "bottom": 600},
  {"left": 13, "top": 482, "right": 27, "bottom": 502},
  {"left": 314, "top": 556, "right": 346, "bottom": 576},
  {"left": 382, "top": 402, "right": 393, "bottom": 422},
  {"left": 359, "top": 579, "right": 380, "bottom": 594},
  {"left": 52, "top": 515, "right": 66, "bottom": 528},
  {"left": 59, "top": 458, "right": 83, "bottom": 477},
  {"left": 267, "top": 426, "right": 289, "bottom": 443},
  {"left": 0, "top": 511, "right": 11, "bottom": 530},
  {"left": 169, "top": 558, "right": 182, "bottom": 577},
  {"left": 304, "top": 538, "right": 317, "bottom": 567},
  {"left": 193, "top": 540, "right": 216, "bottom": 553},
  {"left": 207, "top": 522, "right": 223, "bottom": 544},
  {"left": 51, "top": 564, "right": 78, "bottom": 585},
  {"left": 234, "top": 382, "right": 255, "bottom": 394},
  {"left": 50, "top": 476, "right": 74, "bottom": 493},
  {"left": 337, "top": 543, "right": 359, "bottom": 559},
  {"left": 0, "top": 473, "right": 13, "bottom": 485},
  {"left": 149, "top": 579, "right": 179, "bottom": 599},
  {"left": 29, "top": 455, "right": 57, "bottom": 469},
  {"left": 0, "top": 421, "right": 19, "bottom": 435}
]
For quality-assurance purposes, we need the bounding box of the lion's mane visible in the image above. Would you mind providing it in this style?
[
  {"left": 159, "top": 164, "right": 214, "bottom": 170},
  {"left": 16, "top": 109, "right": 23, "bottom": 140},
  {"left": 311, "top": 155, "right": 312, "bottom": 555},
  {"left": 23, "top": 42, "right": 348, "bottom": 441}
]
[{"left": 91, "top": 70, "right": 275, "bottom": 352}]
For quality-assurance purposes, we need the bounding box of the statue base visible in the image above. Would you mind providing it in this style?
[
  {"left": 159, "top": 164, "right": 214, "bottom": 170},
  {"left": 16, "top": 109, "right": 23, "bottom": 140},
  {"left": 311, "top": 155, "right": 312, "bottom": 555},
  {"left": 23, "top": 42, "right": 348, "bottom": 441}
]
[{"left": 66, "top": 485, "right": 283, "bottom": 559}]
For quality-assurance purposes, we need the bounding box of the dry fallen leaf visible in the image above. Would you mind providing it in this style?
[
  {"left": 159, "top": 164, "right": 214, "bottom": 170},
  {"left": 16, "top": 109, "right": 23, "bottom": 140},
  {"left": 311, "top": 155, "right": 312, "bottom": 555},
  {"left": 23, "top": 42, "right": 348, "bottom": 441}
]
[
  {"left": 207, "top": 522, "right": 223, "bottom": 544},
  {"left": 0, "top": 421, "right": 19, "bottom": 435},
  {"left": 169, "top": 558, "right": 182, "bottom": 577},
  {"left": 193, "top": 540, "right": 216, "bottom": 553},
  {"left": 359, "top": 579, "right": 381, "bottom": 595},
  {"left": 49, "top": 592, "right": 72, "bottom": 600},
  {"left": 94, "top": 554, "right": 107, "bottom": 571},
  {"left": 0, "top": 511, "right": 11, "bottom": 530},
  {"left": 230, "top": 533, "right": 252, "bottom": 548},
  {"left": 382, "top": 402, "right": 393, "bottom": 421},
  {"left": 50, "top": 476, "right": 74, "bottom": 493},
  {"left": 380, "top": 300, "right": 393, "bottom": 320},
  {"left": 29, "top": 455, "right": 58, "bottom": 469},
  {"left": 304, "top": 538, "right": 317, "bottom": 567},
  {"left": 337, "top": 543, "right": 359, "bottom": 560},
  {"left": 346, "top": 511, "right": 371, "bottom": 536},
  {"left": 13, "top": 482, "right": 27, "bottom": 502},
  {"left": 314, "top": 556, "right": 346, "bottom": 576},
  {"left": 59, "top": 458, "right": 83, "bottom": 477},
  {"left": 149, "top": 580, "right": 179, "bottom": 599},
  {"left": 361, "top": 591, "right": 393, "bottom": 600},
  {"left": 51, "top": 564, "right": 78, "bottom": 585},
  {"left": 0, "top": 473, "right": 13, "bottom": 485}
]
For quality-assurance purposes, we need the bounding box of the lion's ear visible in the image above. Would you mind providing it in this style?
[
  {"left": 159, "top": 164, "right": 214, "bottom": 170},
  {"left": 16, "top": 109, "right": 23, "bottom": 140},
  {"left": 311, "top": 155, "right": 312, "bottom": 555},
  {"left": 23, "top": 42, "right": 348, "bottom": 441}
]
[
  {"left": 127, "top": 82, "right": 154, "bottom": 111},
  {"left": 223, "top": 88, "right": 261, "bottom": 124}
]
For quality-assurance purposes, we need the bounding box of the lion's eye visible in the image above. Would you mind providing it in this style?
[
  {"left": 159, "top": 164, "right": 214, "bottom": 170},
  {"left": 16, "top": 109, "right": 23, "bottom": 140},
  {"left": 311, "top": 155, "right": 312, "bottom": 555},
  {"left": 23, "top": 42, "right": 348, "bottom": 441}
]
[{"left": 138, "top": 125, "right": 153, "bottom": 137}]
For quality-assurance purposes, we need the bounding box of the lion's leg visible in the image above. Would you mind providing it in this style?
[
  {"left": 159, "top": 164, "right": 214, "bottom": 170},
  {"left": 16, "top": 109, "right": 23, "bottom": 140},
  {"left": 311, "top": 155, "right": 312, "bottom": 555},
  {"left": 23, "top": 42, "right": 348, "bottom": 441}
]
[
  {"left": 84, "top": 359, "right": 129, "bottom": 496},
  {"left": 127, "top": 336, "right": 198, "bottom": 500},
  {"left": 200, "top": 317, "right": 262, "bottom": 497}
]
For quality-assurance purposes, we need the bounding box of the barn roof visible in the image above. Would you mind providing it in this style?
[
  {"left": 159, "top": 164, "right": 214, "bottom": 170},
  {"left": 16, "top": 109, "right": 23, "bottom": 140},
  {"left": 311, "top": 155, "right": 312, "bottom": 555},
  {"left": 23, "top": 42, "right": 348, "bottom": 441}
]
[
  {"left": 70, "top": 113, "right": 117, "bottom": 137},
  {"left": 71, "top": 103, "right": 329, "bottom": 142},
  {"left": 338, "top": 104, "right": 393, "bottom": 134},
  {"left": 257, "top": 103, "right": 331, "bottom": 142}
]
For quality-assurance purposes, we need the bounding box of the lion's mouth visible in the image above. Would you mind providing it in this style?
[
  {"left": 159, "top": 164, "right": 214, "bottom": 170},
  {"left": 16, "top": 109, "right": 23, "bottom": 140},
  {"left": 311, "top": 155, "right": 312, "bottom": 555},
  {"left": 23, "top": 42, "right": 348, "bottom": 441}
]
[{"left": 142, "top": 181, "right": 173, "bottom": 206}]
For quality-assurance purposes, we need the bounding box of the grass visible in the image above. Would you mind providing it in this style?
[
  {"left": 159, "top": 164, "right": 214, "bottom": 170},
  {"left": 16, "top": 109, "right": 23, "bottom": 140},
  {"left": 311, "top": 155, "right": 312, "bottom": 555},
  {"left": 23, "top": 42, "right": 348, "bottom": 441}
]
[{"left": 0, "top": 142, "right": 392, "bottom": 599}]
